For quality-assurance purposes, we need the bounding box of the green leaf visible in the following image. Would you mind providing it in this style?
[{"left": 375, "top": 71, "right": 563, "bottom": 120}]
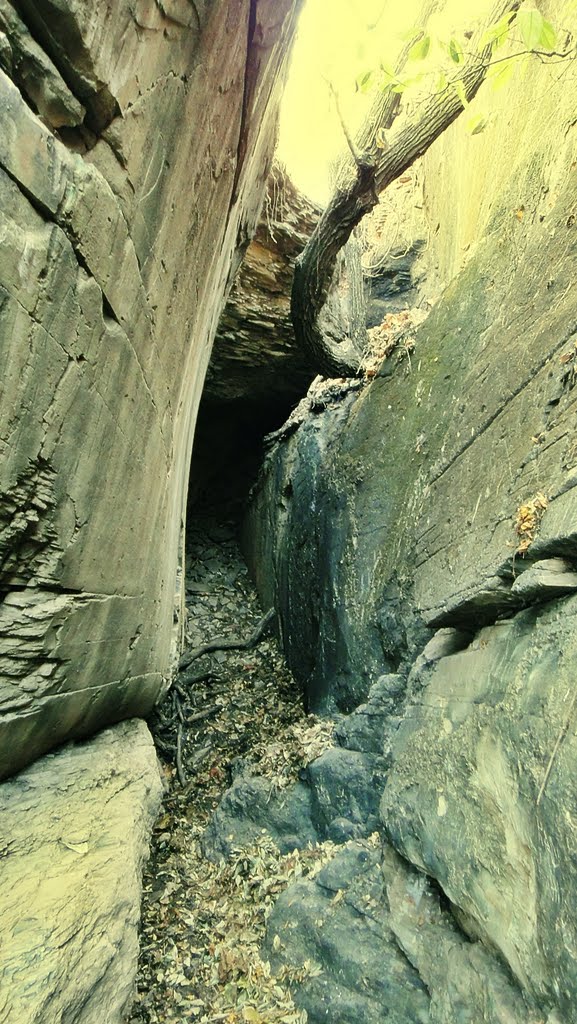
[
  {"left": 409, "top": 34, "right": 431, "bottom": 61},
  {"left": 449, "top": 38, "right": 464, "bottom": 64},
  {"left": 379, "top": 61, "right": 397, "bottom": 82},
  {"left": 479, "top": 12, "right": 515, "bottom": 51},
  {"left": 355, "top": 70, "right": 374, "bottom": 93},
  {"left": 466, "top": 113, "right": 488, "bottom": 135},
  {"left": 539, "top": 18, "right": 557, "bottom": 49},
  {"left": 489, "top": 56, "right": 516, "bottom": 91},
  {"left": 452, "top": 77, "right": 469, "bottom": 108},
  {"left": 518, "top": 8, "right": 545, "bottom": 49}
]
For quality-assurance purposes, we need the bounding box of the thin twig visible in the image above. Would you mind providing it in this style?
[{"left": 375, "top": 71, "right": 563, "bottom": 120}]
[
  {"left": 536, "top": 688, "right": 577, "bottom": 805},
  {"left": 176, "top": 723, "right": 186, "bottom": 787},
  {"left": 187, "top": 705, "right": 220, "bottom": 724},
  {"left": 179, "top": 608, "right": 275, "bottom": 671},
  {"left": 326, "top": 78, "right": 363, "bottom": 167}
]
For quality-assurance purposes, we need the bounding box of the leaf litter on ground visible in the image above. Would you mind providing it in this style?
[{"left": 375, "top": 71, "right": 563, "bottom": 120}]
[{"left": 128, "top": 517, "right": 335, "bottom": 1024}]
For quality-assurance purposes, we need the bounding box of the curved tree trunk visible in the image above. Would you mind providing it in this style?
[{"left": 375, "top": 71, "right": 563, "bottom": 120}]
[{"left": 292, "top": 0, "right": 522, "bottom": 378}]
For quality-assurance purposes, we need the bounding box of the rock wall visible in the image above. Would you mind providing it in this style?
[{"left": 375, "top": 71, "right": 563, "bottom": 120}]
[
  {"left": 243, "top": 5, "right": 577, "bottom": 1018},
  {"left": 204, "top": 162, "right": 319, "bottom": 414},
  {"left": 0, "top": 0, "right": 301, "bottom": 779}
]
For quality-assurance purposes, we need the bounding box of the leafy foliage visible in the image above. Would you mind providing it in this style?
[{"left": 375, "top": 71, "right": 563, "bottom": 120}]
[
  {"left": 353, "top": 1, "right": 563, "bottom": 130},
  {"left": 517, "top": 7, "right": 557, "bottom": 49}
]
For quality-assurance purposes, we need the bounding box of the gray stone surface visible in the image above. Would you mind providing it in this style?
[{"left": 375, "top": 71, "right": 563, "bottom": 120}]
[
  {"left": 265, "top": 842, "right": 430, "bottom": 1024},
  {"left": 382, "top": 594, "right": 577, "bottom": 1021},
  {"left": 511, "top": 556, "right": 577, "bottom": 599},
  {"left": 244, "top": 57, "right": 577, "bottom": 704},
  {"left": 241, "top": 7, "right": 577, "bottom": 1020},
  {"left": 202, "top": 742, "right": 386, "bottom": 859},
  {"left": 335, "top": 672, "right": 405, "bottom": 756},
  {"left": 264, "top": 841, "right": 536, "bottom": 1024},
  {"left": 0, "top": 719, "right": 163, "bottom": 1024},
  {"left": 202, "top": 773, "right": 318, "bottom": 860},
  {"left": 0, "top": 0, "right": 302, "bottom": 779},
  {"left": 305, "top": 746, "right": 386, "bottom": 840}
]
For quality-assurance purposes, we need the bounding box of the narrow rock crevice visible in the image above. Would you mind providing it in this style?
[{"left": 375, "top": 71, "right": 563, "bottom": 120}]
[
  {"left": 12, "top": 0, "right": 121, "bottom": 132},
  {"left": 130, "top": 512, "right": 333, "bottom": 1022}
]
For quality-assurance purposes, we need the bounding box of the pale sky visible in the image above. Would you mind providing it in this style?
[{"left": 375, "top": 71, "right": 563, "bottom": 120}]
[{"left": 277, "top": 0, "right": 493, "bottom": 202}]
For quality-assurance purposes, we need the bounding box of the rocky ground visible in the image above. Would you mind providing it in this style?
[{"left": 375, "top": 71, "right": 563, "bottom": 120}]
[{"left": 128, "top": 515, "right": 335, "bottom": 1024}]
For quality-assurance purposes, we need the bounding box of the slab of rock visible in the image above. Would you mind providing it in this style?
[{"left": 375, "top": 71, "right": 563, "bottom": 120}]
[
  {"left": 0, "top": 0, "right": 301, "bottom": 779},
  {"left": 511, "top": 557, "right": 577, "bottom": 599},
  {"left": 264, "top": 840, "right": 534, "bottom": 1024},
  {"left": 0, "top": 719, "right": 163, "bottom": 1024},
  {"left": 265, "top": 842, "right": 430, "bottom": 1024},
  {"left": 382, "top": 593, "right": 577, "bottom": 1020}
]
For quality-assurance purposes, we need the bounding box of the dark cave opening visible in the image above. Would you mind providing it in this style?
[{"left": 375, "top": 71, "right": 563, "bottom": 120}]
[{"left": 187, "top": 391, "right": 303, "bottom": 524}]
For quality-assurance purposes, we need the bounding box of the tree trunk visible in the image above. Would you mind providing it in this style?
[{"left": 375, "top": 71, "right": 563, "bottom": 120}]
[{"left": 292, "top": 0, "right": 522, "bottom": 378}]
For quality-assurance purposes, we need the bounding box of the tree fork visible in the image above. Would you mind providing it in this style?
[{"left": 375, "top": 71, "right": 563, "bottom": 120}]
[{"left": 291, "top": 0, "right": 522, "bottom": 379}]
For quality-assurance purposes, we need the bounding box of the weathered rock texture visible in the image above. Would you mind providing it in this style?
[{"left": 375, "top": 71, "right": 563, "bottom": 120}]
[
  {"left": 0, "top": 0, "right": 301, "bottom": 779},
  {"left": 243, "top": 7, "right": 577, "bottom": 1020},
  {"left": 189, "top": 165, "right": 367, "bottom": 510},
  {"left": 244, "top": 8, "right": 577, "bottom": 708},
  {"left": 204, "top": 162, "right": 319, "bottom": 412},
  {"left": 0, "top": 719, "right": 163, "bottom": 1024},
  {"left": 265, "top": 841, "right": 536, "bottom": 1024},
  {"left": 383, "top": 596, "right": 577, "bottom": 1021}
]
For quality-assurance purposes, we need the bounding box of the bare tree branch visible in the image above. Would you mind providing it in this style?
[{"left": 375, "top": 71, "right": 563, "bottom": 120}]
[{"left": 292, "top": 0, "right": 523, "bottom": 378}]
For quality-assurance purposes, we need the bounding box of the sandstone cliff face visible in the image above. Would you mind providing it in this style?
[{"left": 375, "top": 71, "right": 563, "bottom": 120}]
[
  {"left": 0, "top": 0, "right": 301, "bottom": 779},
  {"left": 243, "top": 5, "right": 577, "bottom": 1018}
]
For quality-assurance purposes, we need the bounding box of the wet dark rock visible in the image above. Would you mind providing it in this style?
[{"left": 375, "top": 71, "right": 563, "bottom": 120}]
[
  {"left": 201, "top": 775, "right": 318, "bottom": 859},
  {"left": 304, "top": 746, "right": 387, "bottom": 840},
  {"left": 264, "top": 840, "right": 532, "bottom": 1024},
  {"left": 265, "top": 842, "right": 430, "bottom": 1024},
  {"left": 203, "top": 742, "right": 386, "bottom": 859},
  {"left": 335, "top": 673, "right": 405, "bottom": 757}
]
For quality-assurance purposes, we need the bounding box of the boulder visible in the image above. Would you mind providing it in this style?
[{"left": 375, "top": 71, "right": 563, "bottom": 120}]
[
  {"left": 382, "top": 594, "right": 577, "bottom": 1020},
  {"left": 264, "top": 840, "right": 534, "bottom": 1024},
  {"left": 0, "top": 719, "right": 163, "bottom": 1024}
]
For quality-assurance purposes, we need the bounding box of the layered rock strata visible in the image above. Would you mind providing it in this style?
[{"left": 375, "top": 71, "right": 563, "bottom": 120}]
[{"left": 0, "top": 0, "right": 301, "bottom": 779}]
